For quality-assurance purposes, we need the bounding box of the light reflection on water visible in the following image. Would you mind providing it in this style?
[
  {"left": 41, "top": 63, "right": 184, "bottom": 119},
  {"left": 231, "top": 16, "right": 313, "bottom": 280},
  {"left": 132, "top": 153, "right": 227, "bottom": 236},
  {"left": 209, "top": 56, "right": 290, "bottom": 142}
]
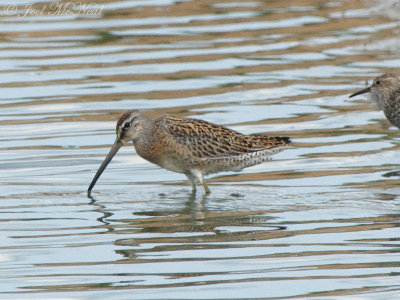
[{"left": 1, "top": 0, "right": 400, "bottom": 299}]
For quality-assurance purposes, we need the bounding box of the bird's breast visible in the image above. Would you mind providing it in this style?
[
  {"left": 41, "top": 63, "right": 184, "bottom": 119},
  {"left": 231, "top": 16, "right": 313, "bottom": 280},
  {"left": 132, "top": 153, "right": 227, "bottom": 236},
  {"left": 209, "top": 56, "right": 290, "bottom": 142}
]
[{"left": 133, "top": 140, "right": 188, "bottom": 174}]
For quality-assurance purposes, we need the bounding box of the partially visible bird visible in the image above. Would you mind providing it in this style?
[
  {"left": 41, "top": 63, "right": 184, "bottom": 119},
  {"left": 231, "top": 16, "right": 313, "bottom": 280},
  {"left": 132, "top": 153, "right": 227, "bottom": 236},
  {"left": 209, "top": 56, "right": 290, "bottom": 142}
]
[
  {"left": 349, "top": 73, "right": 400, "bottom": 128},
  {"left": 88, "top": 110, "right": 291, "bottom": 195}
]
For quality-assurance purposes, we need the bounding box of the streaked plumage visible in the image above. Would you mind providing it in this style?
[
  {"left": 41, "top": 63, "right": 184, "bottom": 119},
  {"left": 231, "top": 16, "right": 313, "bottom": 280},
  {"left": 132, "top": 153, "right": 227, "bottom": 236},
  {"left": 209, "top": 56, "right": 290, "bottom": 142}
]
[
  {"left": 350, "top": 74, "right": 400, "bottom": 128},
  {"left": 88, "top": 110, "right": 291, "bottom": 195}
]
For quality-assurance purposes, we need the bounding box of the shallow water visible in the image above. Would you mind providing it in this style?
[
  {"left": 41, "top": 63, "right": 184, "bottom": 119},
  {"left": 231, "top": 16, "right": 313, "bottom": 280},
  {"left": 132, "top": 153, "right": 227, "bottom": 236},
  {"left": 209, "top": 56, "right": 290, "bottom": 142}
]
[{"left": 1, "top": 0, "right": 400, "bottom": 299}]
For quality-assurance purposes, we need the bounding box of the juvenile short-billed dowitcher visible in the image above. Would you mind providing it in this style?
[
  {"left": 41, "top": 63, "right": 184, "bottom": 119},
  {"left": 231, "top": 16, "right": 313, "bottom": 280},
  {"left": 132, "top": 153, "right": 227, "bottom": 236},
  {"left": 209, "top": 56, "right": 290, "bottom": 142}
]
[
  {"left": 88, "top": 110, "right": 291, "bottom": 195},
  {"left": 350, "top": 74, "right": 400, "bottom": 128}
]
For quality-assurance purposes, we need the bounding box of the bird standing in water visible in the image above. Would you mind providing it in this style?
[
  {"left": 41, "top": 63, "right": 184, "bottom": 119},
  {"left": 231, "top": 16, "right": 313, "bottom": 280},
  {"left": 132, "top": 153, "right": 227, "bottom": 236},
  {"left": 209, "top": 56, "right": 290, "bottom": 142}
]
[
  {"left": 349, "top": 74, "right": 400, "bottom": 128},
  {"left": 88, "top": 110, "right": 291, "bottom": 195}
]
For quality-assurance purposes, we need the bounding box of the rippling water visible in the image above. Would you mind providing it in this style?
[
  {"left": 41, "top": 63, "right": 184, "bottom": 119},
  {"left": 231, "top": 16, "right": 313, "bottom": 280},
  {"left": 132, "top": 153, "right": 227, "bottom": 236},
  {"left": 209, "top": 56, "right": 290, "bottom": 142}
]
[{"left": 1, "top": 0, "right": 400, "bottom": 299}]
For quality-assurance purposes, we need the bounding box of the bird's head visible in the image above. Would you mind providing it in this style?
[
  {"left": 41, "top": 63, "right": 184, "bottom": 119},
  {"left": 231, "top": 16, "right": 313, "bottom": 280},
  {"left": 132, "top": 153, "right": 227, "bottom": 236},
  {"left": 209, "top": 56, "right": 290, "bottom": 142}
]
[
  {"left": 87, "top": 110, "right": 149, "bottom": 195},
  {"left": 350, "top": 74, "right": 400, "bottom": 99}
]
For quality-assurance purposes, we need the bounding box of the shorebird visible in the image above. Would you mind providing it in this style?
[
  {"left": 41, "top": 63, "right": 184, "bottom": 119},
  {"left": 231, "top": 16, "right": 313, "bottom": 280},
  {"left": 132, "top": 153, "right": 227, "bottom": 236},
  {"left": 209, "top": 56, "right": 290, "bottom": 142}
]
[
  {"left": 87, "top": 110, "right": 291, "bottom": 195},
  {"left": 349, "top": 74, "right": 400, "bottom": 128}
]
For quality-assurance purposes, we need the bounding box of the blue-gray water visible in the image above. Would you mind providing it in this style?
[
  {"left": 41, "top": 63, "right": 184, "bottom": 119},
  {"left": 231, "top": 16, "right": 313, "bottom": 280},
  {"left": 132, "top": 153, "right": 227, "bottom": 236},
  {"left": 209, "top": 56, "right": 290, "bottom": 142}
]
[{"left": 1, "top": 0, "right": 400, "bottom": 299}]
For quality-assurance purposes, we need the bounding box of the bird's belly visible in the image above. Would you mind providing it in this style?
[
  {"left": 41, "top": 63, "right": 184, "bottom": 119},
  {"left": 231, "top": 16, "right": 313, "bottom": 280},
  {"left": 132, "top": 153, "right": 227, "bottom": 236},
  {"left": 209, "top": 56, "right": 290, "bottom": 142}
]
[{"left": 158, "top": 159, "right": 187, "bottom": 174}]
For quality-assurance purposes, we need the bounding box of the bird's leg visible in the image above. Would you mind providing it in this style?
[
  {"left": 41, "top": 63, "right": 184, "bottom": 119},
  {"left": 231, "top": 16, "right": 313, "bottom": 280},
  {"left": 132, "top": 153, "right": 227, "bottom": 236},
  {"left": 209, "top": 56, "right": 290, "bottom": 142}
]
[
  {"left": 185, "top": 173, "right": 197, "bottom": 193},
  {"left": 191, "top": 169, "right": 210, "bottom": 194},
  {"left": 200, "top": 178, "right": 211, "bottom": 194}
]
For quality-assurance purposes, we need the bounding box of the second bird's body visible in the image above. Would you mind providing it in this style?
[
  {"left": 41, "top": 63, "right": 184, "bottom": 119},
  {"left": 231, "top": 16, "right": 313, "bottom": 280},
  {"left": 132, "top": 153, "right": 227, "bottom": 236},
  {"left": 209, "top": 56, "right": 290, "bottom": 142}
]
[{"left": 88, "top": 110, "right": 291, "bottom": 194}]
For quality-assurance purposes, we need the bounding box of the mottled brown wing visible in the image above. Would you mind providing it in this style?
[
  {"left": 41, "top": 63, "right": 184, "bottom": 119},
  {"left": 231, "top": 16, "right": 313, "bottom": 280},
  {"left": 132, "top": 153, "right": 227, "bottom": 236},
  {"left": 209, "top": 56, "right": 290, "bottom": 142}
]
[{"left": 157, "top": 115, "right": 290, "bottom": 159}]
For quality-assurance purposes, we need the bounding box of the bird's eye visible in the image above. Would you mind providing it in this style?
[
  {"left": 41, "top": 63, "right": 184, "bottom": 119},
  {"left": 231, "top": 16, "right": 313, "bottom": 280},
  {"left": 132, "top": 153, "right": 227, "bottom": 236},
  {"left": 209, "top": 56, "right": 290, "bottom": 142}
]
[
  {"left": 375, "top": 80, "right": 382, "bottom": 85},
  {"left": 123, "top": 122, "right": 131, "bottom": 129}
]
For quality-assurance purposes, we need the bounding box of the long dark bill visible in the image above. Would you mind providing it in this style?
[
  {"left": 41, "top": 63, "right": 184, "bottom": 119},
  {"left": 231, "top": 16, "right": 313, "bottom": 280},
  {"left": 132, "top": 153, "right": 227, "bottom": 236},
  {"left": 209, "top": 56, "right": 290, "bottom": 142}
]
[
  {"left": 349, "top": 86, "right": 371, "bottom": 98},
  {"left": 88, "top": 140, "right": 122, "bottom": 195}
]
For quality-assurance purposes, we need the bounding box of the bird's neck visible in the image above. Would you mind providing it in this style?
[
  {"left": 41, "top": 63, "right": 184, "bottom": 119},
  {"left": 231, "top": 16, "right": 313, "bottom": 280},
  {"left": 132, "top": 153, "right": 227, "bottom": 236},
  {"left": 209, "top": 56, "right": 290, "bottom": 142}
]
[
  {"left": 382, "top": 87, "right": 400, "bottom": 128},
  {"left": 133, "top": 118, "right": 157, "bottom": 161},
  {"left": 375, "top": 86, "right": 397, "bottom": 110}
]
